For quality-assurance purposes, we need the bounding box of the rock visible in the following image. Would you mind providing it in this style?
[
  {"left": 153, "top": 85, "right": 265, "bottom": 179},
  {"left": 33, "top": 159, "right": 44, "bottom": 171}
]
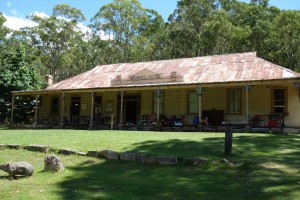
[
  {"left": 24, "top": 144, "right": 51, "bottom": 153},
  {"left": 0, "top": 161, "right": 34, "bottom": 178},
  {"left": 193, "top": 158, "right": 208, "bottom": 165},
  {"left": 120, "top": 153, "right": 138, "bottom": 161},
  {"left": 107, "top": 151, "right": 119, "bottom": 160},
  {"left": 99, "top": 150, "right": 110, "bottom": 158},
  {"left": 87, "top": 151, "right": 99, "bottom": 158},
  {"left": 136, "top": 154, "right": 148, "bottom": 163},
  {"left": 44, "top": 154, "right": 64, "bottom": 172},
  {"left": 58, "top": 149, "right": 78, "bottom": 155},
  {"left": 77, "top": 152, "right": 87, "bottom": 156},
  {"left": 7, "top": 144, "right": 21, "bottom": 149},
  {"left": 222, "top": 158, "right": 234, "bottom": 165},
  {"left": 182, "top": 158, "right": 194, "bottom": 165},
  {"left": 145, "top": 155, "right": 158, "bottom": 165},
  {"left": 158, "top": 156, "right": 177, "bottom": 165}
]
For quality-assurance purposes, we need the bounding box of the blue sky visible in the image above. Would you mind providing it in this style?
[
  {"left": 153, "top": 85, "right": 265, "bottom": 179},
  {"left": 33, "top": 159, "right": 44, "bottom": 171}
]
[{"left": 1, "top": 0, "right": 300, "bottom": 30}]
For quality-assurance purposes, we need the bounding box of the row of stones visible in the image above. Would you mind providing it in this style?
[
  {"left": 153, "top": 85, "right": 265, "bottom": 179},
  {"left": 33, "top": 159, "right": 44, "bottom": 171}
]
[{"left": 0, "top": 144, "right": 209, "bottom": 166}]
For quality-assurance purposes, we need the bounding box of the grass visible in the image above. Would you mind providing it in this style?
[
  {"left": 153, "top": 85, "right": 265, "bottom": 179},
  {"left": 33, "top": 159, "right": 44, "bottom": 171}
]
[{"left": 0, "top": 129, "right": 299, "bottom": 200}]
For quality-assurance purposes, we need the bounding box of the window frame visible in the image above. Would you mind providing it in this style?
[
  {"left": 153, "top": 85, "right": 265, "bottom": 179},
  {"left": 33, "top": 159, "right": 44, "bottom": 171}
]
[
  {"left": 271, "top": 87, "right": 288, "bottom": 114},
  {"left": 227, "top": 89, "right": 242, "bottom": 114}
]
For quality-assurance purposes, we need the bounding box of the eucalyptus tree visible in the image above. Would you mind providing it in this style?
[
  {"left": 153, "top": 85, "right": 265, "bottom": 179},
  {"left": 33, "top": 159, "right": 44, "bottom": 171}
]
[
  {"left": 28, "top": 4, "right": 86, "bottom": 82},
  {"left": 267, "top": 10, "right": 300, "bottom": 71},
  {"left": 228, "top": 0, "right": 280, "bottom": 54},
  {"left": 129, "top": 9, "right": 165, "bottom": 61},
  {"left": 167, "top": 0, "right": 251, "bottom": 58},
  {"left": 0, "top": 13, "right": 10, "bottom": 42},
  {"left": 90, "top": 0, "right": 165, "bottom": 63},
  {"left": 0, "top": 13, "right": 11, "bottom": 70}
]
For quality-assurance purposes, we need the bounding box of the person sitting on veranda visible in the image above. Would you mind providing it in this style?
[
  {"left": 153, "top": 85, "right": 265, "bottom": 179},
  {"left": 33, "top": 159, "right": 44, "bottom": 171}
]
[
  {"left": 193, "top": 116, "right": 199, "bottom": 127},
  {"left": 201, "top": 116, "right": 209, "bottom": 126}
]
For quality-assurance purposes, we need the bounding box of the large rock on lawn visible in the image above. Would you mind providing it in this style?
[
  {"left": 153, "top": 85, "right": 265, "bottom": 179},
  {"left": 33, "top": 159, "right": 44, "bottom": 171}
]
[{"left": 44, "top": 154, "right": 64, "bottom": 172}]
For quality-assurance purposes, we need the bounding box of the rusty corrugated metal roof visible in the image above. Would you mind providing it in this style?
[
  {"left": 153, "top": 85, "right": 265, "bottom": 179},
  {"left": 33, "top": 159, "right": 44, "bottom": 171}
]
[{"left": 45, "top": 52, "right": 300, "bottom": 91}]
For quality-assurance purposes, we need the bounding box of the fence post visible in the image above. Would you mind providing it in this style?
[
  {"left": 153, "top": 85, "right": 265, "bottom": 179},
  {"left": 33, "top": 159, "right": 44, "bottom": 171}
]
[{"left": 225, "top": 126, "right": 233, "bottom": 155}]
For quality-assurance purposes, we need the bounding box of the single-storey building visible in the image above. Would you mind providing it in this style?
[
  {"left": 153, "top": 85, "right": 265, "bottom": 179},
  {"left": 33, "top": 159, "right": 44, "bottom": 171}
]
[{"left": 11, "top": 52, "right": 300, "bottom": 132}]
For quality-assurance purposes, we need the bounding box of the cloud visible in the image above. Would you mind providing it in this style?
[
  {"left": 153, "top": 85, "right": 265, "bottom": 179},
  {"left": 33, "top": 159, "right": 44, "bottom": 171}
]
[
  {"left": 11, "top": 9, "right": 17, "bottom": 16},
  {"left": 6, "top": 1, "right": 12, "bottom": 8},
  {"left": 3, "top": 12, "right": 48, "bottom": 31},
  {"left": 31, "top": 11, "right": 49, "bottom": 18},
  {"left": 3, "top": 14, "right": 37, "bottom": 30},
  {"left": 3, "top": 12, "right": 110, "bottom": 40}
]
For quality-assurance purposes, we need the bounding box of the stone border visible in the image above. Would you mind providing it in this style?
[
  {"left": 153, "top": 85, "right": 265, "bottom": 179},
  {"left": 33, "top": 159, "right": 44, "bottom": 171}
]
[{"left": 0, "top": 144, "right": 230, "bottom": 166}]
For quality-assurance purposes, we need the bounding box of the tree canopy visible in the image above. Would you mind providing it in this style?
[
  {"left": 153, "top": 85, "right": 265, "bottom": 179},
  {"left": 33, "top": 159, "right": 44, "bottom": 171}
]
[
  {"left": 2, "top": 0, "right": 299, "bottom": 80},
  {"left": 0, "top": 45, "right": 45, "bottom": 122}
]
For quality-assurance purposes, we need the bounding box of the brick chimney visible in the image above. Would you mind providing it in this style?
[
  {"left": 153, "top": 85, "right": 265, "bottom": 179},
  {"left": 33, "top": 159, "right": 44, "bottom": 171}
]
[
  {"left": 171, "top": 71, "right": 177, "bottom": 81},
  {"left": 45, "top": 75, "right": 53, "bottom": 86}
]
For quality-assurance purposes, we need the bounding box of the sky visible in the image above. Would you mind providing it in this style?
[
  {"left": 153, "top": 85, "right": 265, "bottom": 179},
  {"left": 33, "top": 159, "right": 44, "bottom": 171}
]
[{"left": 1, "top": 0, "right": 300, "bottom": 31}]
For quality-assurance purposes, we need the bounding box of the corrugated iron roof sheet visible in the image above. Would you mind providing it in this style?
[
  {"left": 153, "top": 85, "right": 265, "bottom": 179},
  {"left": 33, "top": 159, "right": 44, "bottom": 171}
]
[{"left": 46, "top": 52, "right": 300, "bottom": 91}]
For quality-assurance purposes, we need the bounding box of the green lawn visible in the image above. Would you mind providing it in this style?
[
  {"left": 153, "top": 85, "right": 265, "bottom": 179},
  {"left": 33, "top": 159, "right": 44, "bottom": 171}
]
[{"left": 0, "top": 129, "right": 299, "bottom": 200}]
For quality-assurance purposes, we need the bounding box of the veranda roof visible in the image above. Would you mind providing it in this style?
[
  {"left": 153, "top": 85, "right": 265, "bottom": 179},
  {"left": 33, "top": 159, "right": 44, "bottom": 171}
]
[{"left": 13, "top": 52, "right": 300, "bottom": 95}]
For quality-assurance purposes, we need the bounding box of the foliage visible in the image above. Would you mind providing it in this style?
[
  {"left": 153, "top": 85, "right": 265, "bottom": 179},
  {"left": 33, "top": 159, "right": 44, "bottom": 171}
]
[
  {"left": 91, "top": 0, "right": 165, "bottom": 63},
  {"left": 28, "top": 4, "right": 87, "bottom": 82},
  {"left": 0, "top": 45, "right": 44, "bottom": 123},
  {"left": 267, "top": 10, "right": 300, "bottom": 71},
  {"left": 0, "top": 12, "right": 11, "bottom": 71},
  {"left": 0, "top": 12, "right": 10, "bottom": 42},
  {"left": 166, "top": 0, "right": 251, "bottom": 58}
]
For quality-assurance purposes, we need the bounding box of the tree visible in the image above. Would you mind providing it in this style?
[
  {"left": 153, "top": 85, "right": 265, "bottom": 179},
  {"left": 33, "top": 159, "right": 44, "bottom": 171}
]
[
  {"left": 167, "top": 0, "right": 251, "bottom": 58},
  {"left": 129, "top": 9, "right": 166, "bottom": 61},
  {"left": 90, "top": 0, "right": 165, "bottom": 63},
  {"left": 28, "top": 4, "right": 86, "bottom": 82},
  {"left": 227, "top": 0, "right": 280, "bottom": 54},
  {"left": 0, "top": 13, "right": 10, "bottom": 41},
  {"left": 267, "top": 10, "right": 300, "bottom": 71},
  {"left": 0, "top": 13, "right": 12, "bottom": 71},
  {"left": 0, "top": 45, "right": 45, "bottom": 123}
]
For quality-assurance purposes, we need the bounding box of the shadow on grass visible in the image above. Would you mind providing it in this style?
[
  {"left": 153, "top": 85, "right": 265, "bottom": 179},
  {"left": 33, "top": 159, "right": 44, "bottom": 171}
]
[
  {"left": 0, "top": 175, "right": 9, "bottom": 180},
  {"left": 58, "top": 134, "right": 300, "bottom": 200}
]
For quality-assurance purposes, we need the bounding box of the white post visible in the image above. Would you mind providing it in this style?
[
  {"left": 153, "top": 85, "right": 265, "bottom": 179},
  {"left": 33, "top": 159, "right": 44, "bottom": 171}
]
[
  {"left": 195, "top": 87, "right": 203, "bottom": 123},
  {"left": 90, "top": 92, "right": 94, "bottom": 129},
  {"left": 33, "top": 94, "right": 39, "bottom": 128},
  {"left": 10, "top": 95, "right": 15, "bottom": 127},
  {"left": 60, "top": 93, "right": 65, "bottom": 128},
  {"left": 246, "top": 85, "right": 249, "bottom": 125}
]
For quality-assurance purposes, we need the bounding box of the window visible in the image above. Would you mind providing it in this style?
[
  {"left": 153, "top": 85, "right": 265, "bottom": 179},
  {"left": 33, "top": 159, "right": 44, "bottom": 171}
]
[
  {"left": 51, "top": 97, "right": 59, "bottom": 114},
  {"left": 153, "top": 92, "right": 163, "bottom": 114},
  {"left": 272, "top": 88, "right": 287, "bottom": 113},
  {"left": 227, "top": 89, "right": 241, "bottom": 113},
  {"left": 189, "top": 91, "right": 199, "bottom": 114}
]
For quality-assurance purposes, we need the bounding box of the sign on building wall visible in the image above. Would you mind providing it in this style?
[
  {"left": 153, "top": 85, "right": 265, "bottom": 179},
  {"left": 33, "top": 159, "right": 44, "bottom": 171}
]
[{"left": 111, "top": 68, "right": 183, "bottom": 86}]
